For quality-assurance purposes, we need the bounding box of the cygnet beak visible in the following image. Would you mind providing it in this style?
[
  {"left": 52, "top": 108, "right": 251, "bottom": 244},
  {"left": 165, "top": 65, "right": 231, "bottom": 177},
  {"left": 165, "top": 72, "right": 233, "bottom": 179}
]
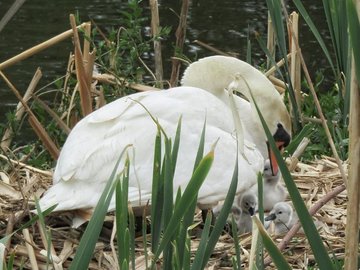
[
  {"left": 265, "top": 213, "right": 276, "bottom": 221},
  {"left": 249, "top": 207, "right": 255, "bottom": 216}
]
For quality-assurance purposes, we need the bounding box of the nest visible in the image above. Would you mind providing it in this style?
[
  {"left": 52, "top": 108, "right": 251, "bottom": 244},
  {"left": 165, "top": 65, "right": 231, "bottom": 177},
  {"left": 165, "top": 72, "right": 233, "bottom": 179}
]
[{"left": 0, "top": 155, "right": 348, "bottom": 269}]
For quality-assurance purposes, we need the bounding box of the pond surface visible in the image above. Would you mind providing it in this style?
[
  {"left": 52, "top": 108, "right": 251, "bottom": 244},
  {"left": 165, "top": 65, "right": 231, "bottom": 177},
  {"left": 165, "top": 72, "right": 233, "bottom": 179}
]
[{"left": 0, "top": 0, "right": 330, "bottom": 125}]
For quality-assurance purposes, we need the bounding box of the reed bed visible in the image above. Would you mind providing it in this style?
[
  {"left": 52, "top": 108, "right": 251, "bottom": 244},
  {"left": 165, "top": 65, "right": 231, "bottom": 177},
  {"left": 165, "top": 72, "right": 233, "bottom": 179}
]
[{"left": 0, "top": 156, "right": 348, "bottom": 269}]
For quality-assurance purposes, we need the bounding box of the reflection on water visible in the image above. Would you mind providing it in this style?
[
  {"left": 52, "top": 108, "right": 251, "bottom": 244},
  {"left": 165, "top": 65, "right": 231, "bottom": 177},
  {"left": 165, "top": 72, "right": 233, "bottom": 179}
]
[{"left": 0, "top": 0, "right": 329, "bottom": 125}]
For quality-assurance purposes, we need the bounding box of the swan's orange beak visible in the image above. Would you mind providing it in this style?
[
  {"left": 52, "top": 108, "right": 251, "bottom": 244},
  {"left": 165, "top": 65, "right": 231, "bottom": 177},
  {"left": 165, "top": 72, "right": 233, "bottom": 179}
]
[
  {"left": 267, "top": 141, "right": 286, "bottom": 176},
  {"left": 267, "top": 123, "right": 291, "bottom": 176}
]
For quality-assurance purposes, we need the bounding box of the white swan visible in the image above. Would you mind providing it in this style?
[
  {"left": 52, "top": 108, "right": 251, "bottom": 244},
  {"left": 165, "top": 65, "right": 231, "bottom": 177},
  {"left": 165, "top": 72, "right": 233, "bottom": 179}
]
[{"left": 38, "top": 56, "right": 290, "bottom": 223}]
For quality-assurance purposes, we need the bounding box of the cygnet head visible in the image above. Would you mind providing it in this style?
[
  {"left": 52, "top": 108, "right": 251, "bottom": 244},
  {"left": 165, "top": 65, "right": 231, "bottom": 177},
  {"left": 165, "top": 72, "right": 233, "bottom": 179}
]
[
  {"left": 263, "top": 159, "right": 281, "bottom": 185},
  {"left": 265, "top": 202, "right": 292, "bottom": 224},
  {"left": 239, "top": 192, "right": 258, "bottom": 216}
]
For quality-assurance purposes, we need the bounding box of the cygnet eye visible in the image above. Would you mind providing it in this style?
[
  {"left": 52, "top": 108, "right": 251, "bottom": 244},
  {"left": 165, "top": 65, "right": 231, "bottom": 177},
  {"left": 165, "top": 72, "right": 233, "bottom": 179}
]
[{"left": 278, "top": 211, "right": 282, "bottom": 214}]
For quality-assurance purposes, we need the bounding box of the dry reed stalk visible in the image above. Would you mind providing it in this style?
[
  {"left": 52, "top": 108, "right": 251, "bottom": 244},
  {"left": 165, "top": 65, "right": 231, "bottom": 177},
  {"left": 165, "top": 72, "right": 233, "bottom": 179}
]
[
  {"left": 193, "top": 40, "right": 231, "bottom": 56},
  {"left": 266, "top": 11, "right": 275, "bottom": 69},
  {"left": 37, "top": 221, "right": 56, "bottom": 256},
  {"left": 0, "top": 71, "right": 59, "bottom": 160},
  {"left": 344, "top": 56, "right": 360, "bottom": 269},
  {"left": 264, "top": 53, "right": 291, "bottom": 77},
  {"left": 288, "top": 137, "right": 310, "bottom": 171},
  {"left": 169, "top": 0, "right": 190, "bottom": 87},
  {"left": 149, "top": 0, "right": 164, "bottom": 88},
  {"left": 33, "top": 95, "right": 71, "bottom": 135},
  {"left": 22, "top": 228, "right": 40, "bottom": 270},
  {"left": 93, "top": 73, "right": 160, "bottom": 92},
  {"left": 302, "top": 116, "right": 323, "bottom": 124},
  {"left": 59, "top": 53, "right": 75, "bottom": 112},
  {"left": 0, "top": 22, "right": 88, "bottom": 71},
  {"left": 69, "top": 15, "right": 92, "bottom": 117},
  {"left": 288, "top": 12, "right": 302, "bottom": 124},
  {"left": 4, "top": 213, "right": 15, "bottom": 259},
  {"left": 274, "top": 85, "right": 286, "bottom": 94},
  {"left": 1, "top": 68, "right": 42, "bottom": 151},
  {"left": 110, "top": 219, "right": 120, "bottom": 269},
  {"left": 0, "top": 0, "right": 26, "bottom": 33},
  {"left": 0, "top": 154, "right": 52, "bottom": 176},
  {"left": 248, "top": 222, "right": 259, "bottom": 270},
  {"left": 280, "top": 3, "right": 348, "bottom": 185},
  {"left": 268, "top": 75, "right": 287, "bottom": 89},
  {"left": 82, "top": 22, "right": 96, "bottom": 95}
]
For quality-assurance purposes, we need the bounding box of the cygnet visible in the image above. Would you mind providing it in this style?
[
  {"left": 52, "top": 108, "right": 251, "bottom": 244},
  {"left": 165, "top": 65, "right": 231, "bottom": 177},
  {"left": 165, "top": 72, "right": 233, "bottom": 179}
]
[
  {"left": 236, "top": 191, "right": 258, "bottom": 234},
  {"left": 261, "top": 159, "right": 288, "bottom": 211},
  {"left": 265, "top": 202, "right": 298, "bottom": 235}
]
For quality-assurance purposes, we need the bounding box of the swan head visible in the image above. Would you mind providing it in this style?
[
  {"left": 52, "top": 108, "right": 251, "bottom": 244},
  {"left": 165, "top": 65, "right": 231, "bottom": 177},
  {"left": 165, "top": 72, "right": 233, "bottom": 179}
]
[
  {"left": 181, "top": 55, "right": 291, "bottom": 175},
  {"left": 265, "top": 202, "right": 292, "bottom": 224}
]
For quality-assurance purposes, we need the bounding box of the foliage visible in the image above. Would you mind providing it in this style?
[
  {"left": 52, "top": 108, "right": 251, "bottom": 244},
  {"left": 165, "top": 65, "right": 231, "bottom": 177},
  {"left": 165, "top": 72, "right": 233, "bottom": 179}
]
[{"left": 93, "top": 0, "right": 170, "bottom": 99}]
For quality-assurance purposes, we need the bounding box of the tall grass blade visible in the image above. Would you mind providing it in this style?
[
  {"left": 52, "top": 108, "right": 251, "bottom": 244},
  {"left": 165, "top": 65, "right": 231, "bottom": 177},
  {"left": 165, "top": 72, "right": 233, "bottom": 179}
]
[
  {"left": 265, "top": 0, "right": 288, "bottom": 64},
  {"left": 285, "top": 123, "right": 314, "bottom": 156},
  {"left": 128, "top": 206, "right": 135, "bottom": 270},
  {"left": 293, "top": 0, "right": 336, "bottom": 74},
  {"left": 0, "top": 242, "right": 5, "bottom": 270},
  {"left": 231, "top": 216, "right": 241, "bottom": 270},
  {"left": 116, "top": 157, "right": 130, "bottom": 268},
  {"left": 171, "top": 117, "right": 182, "bottom": 175},
  {"left": 152, "top": 146, "right": 215, "bottom": 265},
  {"left": 162, "top": 139, "right": 174, "bottom": 270},
  {"left": 201, "top": 151, "right": 239, "bottom": 269},
  {"left": 190, "top": 211, "right": 212, "bottom": 270},
  {"left": 151, "top": 128, "right": 163, "bottom": 253},
  {"left": 142, "top": 209, "right": 149, "bottom": 270},
  {"left": 178, "top": 120, "right": 206, "bottom": 268},
  {"left": 347, "top": 0, "right": 360, "bottom": 83},
  {"left": 255, "top": 172, "right": 264, "bottom": 269},
  {"left": 69, "top": 149, "right": 130, "bottom": 270},
  {"left": 162, "top": 118, "right": 182, "bottom": 269},
  {"left": 253, "top": 216, "right": 291, "bottom": 270},
  {"left": 252, "top": 94, "right": 335, "bottom": 269},
  {"left": 34, "top": 198, "right": 52, "bottom": 268}
]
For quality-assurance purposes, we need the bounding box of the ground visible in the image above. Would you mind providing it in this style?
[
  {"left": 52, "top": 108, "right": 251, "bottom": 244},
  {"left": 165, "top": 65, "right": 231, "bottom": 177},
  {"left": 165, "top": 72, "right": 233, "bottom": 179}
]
[{"left": 0, "top": 155, "right": 348, "bottom": 269}]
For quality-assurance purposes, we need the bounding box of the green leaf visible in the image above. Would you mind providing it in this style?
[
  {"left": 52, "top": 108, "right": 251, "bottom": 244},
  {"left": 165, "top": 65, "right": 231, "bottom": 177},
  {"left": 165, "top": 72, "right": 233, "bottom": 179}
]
[
  {"left": 178, "top": 120, "right": 207, "bottom": 268},
  {"left": 152, "top": 146, "right": 215, "bottom": 265},
  {"left": 255, "top": 173, "right": 264, "bottom": 269},
  {"left": 253, "top": 216, "right": 291, "bottom": 270},
  {"left": 294, "top": 0, "right": 336, "bottom": 74},
  {"left": 151, "top": 128, "right": 163, "bottom": 253},
  {"left": 201, "top": 150, "right": 239, "bottom": 269},
  {"left": 231, "top": 216, "right": 241, "bottom": 270},
  {"left": 347, "top": 0, "right": 360, "bottom": 84},
  {"left": 191, "top": 211, "right": 212, "bottom": 270},
  {"left": 69, "top": 146, "right": 131, "bottom": 270}
]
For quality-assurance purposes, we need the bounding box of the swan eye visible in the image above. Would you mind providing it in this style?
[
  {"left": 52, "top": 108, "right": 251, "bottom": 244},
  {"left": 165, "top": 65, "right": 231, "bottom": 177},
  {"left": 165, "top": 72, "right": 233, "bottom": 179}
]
[{"left": 278, "top": 211, "right": 282, "bottom": 214}]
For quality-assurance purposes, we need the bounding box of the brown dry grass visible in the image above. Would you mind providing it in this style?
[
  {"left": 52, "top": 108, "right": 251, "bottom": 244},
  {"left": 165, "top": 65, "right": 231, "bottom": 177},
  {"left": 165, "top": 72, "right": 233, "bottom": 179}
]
[{"left": 0, "top": 155, "right": 348, "bottom": 270}]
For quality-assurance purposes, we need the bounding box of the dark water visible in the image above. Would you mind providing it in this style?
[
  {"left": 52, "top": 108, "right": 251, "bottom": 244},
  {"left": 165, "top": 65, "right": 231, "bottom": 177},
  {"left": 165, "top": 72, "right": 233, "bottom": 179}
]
[{"left": 0, "top": 0, "right": 330, "bottom": 125}]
